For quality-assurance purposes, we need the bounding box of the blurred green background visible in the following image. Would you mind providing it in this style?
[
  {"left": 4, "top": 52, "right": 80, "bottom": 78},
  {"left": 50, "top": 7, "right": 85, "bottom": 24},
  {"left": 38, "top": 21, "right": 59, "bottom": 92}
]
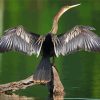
[{"left": 0, "top": 0, "right": 100, "bottom": 99}]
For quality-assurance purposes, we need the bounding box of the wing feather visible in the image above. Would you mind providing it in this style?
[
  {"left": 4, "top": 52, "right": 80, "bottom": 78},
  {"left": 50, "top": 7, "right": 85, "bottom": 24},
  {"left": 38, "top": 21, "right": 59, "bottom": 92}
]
[
  {"left": 52, "top": 25, "right": 100, "bottom": 56},
  {"left": 0, "top": 25, "right": 45, "bottom": 56}
]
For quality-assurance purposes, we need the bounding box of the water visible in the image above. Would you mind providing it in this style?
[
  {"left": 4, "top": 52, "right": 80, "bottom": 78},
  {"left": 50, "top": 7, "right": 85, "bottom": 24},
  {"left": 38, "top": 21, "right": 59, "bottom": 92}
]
[{"left": 0, "top": 0, "right": 100, "bottom": 99}]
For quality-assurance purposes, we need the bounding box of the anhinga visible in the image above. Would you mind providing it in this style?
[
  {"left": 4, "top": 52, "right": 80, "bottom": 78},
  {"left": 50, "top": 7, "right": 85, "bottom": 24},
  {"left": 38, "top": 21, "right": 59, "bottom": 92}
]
[{"left": 0, "top": 4, "right": 100, "bottom": 83}]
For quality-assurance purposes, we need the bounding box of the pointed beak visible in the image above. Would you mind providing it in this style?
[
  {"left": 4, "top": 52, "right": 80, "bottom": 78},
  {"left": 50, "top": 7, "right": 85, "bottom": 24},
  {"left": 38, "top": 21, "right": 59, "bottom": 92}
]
[
  {"left": 63, "top": 3, "right": 81, "bottom": 12},
  {"left": 68, "top": 3, "right": 81, "bottom": 8},
  {"left": 60, "top": 4, "right": 81, "bottom": 15}
]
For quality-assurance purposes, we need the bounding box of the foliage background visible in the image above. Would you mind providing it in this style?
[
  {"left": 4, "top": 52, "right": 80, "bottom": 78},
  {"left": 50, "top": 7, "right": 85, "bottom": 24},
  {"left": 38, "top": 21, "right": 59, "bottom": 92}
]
[{"left": 0, "top": 0, "right": 100, "bottom": 98}]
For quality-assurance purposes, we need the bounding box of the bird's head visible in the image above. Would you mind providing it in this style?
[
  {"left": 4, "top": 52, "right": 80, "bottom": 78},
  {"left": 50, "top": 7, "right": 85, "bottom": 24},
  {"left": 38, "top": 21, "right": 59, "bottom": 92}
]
[{"left": 51, "top": 3, "right": 81, "bottom": 34}]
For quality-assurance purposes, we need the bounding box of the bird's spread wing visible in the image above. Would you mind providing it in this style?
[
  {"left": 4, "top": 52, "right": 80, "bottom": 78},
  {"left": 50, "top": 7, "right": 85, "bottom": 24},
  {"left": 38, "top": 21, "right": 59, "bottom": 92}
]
[
  {"left": 0, "top": 25, "right": 45, "bottom": 56},
  {"left": 52, "top": 25, "right": 100, "bottom": 57}
]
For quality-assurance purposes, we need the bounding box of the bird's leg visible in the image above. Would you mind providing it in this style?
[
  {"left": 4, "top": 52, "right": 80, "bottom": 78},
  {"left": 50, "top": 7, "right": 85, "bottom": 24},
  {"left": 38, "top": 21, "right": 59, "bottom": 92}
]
[
  {"left": 51, "top": 56, "right": 58, "bottom": 71},
  {"left": 48, "top": 56, "right": 64, "bottom": 96},
  {"left": 52, "top": 56, "right": 55, "bottom": 65},
  {"left": 48, "top": 64, "right": 65, "bottom": 96},
  {"left": 49, "top": 56, "right": 64, "bottom": 94}
]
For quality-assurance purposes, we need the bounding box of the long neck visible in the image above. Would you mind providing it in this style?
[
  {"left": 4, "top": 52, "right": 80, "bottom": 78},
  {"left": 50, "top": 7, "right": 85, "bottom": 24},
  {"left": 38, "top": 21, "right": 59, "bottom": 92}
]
[{"left": 50, "top": 4, "right": 80, "bottom": 34}]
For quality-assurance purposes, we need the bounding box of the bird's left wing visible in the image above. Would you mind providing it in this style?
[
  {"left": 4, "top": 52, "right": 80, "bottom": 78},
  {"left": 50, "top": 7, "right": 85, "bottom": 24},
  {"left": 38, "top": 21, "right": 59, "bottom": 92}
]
[
  {"left": 0, "top": 25, "right": 45, "bottom": 56},
  {"left": 52, "top": 25, "right": 100, "bottom": 57}
]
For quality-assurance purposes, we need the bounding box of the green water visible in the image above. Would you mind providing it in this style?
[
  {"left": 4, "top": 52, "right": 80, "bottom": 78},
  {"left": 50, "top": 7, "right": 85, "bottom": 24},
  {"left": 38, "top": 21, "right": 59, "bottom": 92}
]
[{"left": 0, "top": 0, "right": 100, "bottom": 99}]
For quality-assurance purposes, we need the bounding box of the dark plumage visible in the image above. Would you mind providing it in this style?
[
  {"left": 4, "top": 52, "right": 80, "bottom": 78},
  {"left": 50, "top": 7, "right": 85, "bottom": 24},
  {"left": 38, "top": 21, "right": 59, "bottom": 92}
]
[{"left": 0, "top": 4, "right": 100, "bottom": 83}]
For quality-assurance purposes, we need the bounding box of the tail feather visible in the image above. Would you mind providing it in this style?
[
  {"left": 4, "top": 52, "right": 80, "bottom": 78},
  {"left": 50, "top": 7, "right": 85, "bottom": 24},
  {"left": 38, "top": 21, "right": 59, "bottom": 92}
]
[{"left": 33, "top": 56, "right": 51, "bottom": 83}]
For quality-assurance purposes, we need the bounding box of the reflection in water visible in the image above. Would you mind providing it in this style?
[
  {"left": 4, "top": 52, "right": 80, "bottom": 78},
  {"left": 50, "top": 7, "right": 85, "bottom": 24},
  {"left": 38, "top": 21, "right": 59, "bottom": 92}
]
[
  {"left": 0, "top": 94, "right": 34, "bottom": 100},
  {"left": 0, "top": 93, "right": 65, "bottom": 100},
  {"left": 1, "top": 93, "right": 100, "bottom": 100}
]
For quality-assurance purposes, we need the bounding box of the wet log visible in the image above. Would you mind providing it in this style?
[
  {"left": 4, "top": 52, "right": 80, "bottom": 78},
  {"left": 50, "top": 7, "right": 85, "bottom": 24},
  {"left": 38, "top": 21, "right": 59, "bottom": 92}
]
[{"left": 0, "top": 66, "right": 64, "bottom": 95}]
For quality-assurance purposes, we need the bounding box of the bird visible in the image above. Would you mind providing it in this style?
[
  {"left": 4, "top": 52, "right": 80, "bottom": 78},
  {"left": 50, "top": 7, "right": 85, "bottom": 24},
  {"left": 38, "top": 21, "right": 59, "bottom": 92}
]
[{"left": 0, "top": 4, "right": 100, "bottom": 83}]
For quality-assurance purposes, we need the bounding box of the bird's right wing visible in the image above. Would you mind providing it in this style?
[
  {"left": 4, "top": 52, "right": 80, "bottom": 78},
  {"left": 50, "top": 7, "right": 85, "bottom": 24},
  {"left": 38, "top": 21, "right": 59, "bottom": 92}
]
[
  {"left": 0, "top": 25, "right": 45, "bottom": 56},
  {"left": 52, "top": 25, "right": 100, "bottom": 57}
]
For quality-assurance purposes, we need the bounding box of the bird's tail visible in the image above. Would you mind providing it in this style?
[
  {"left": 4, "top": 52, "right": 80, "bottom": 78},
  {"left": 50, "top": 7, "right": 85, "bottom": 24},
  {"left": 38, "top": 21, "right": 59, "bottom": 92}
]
[{"left": 33, "top": 56, "right": 52, "bottom": 83}]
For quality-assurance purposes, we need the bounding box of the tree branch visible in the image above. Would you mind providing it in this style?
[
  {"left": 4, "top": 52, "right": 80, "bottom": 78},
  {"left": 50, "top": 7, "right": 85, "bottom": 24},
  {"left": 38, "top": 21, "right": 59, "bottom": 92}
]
[
  {"left": 0, "top": 75, "right": 34, "bottom": 94},
  {"left": 0, "top": 66, "right": 64, "bottom": 95}
]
